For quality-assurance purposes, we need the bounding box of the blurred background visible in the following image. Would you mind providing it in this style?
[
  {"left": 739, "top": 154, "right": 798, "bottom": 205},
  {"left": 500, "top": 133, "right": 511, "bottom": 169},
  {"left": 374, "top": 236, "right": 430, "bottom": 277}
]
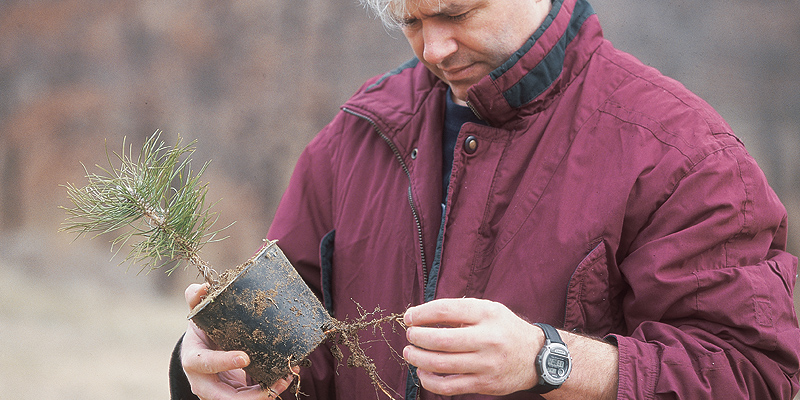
[{"left": 1, "top": 0, "right": 798, "bottom": 398}]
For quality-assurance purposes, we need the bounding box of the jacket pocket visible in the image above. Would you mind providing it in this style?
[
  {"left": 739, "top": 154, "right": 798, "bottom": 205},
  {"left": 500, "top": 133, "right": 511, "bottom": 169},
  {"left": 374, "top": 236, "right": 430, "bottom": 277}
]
[{"left": 564, "top": 240, "right": 626, "bottom": 335}]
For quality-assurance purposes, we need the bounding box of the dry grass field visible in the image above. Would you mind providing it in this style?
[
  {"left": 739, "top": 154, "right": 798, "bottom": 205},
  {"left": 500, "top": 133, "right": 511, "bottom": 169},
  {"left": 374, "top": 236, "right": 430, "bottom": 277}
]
[{"left": 0, "top": 263, "right": 188, "bottom": 400}]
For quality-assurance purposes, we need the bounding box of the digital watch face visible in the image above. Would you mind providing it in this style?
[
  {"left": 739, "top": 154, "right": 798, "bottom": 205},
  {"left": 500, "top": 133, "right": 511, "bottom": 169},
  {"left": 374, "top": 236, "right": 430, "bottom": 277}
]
[
  {"left": 541, "top": 344, "right": 572, "bottom": 384},
  {"left": 545, "top": 352, "right": 570, "bottom": 378}
]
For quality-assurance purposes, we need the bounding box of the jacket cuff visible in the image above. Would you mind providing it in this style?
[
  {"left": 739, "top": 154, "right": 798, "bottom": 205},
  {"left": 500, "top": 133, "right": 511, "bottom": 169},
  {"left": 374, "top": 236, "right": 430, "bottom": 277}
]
[
  {"left": 169, "top": 333, "right": 199, "bottom": 400},
  {"left": 605, "top": 334, "right": 659, "bottom": 400}
]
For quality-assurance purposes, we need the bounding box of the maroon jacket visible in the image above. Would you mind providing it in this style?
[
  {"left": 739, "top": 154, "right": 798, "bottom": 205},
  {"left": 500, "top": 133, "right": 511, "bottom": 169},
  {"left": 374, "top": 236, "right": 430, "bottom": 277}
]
[
  {"left": 268, "top": 0, "right": 800, "bottom": 398},
  {"left": 170, "top": 0, "right": 800, "bottom": 398}
]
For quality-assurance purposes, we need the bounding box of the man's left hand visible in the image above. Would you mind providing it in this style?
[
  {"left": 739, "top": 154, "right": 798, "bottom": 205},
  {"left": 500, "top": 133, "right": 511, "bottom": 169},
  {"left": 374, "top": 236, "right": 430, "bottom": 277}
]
[{"left": 402, "top": 298, "right": 544, "bottom": 396}]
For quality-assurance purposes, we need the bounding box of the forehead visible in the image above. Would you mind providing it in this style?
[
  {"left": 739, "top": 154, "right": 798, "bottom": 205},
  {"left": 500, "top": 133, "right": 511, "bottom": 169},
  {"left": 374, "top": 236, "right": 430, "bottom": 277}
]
[{"left": 393, "top": 0, "right": 477, "bottom": 17}]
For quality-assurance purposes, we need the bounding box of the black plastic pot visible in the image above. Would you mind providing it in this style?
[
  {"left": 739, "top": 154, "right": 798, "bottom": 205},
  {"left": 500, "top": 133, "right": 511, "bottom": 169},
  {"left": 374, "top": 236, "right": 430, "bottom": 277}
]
[{"left": 188, "top": 240, "right": 333, "bottom": 386}]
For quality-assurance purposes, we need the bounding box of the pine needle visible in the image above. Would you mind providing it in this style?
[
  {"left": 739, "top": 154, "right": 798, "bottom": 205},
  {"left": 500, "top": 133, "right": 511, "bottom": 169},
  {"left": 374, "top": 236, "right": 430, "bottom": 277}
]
[{"left": 60, "top": 130, "right": 228, "bottom": 285}]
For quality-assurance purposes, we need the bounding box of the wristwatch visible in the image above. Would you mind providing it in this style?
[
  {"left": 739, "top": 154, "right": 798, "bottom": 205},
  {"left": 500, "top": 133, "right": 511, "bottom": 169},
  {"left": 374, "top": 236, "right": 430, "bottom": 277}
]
[{"left": 529, "top": 323, "right": 572, "bottom": 394}]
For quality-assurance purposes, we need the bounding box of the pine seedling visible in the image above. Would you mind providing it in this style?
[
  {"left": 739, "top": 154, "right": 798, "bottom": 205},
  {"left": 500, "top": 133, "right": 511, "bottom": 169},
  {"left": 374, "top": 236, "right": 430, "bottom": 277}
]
[
  {"left": 60, "top": 131, "right": 228, "bottom": 285},
  {"left": 61, "top": 132, "right": 405, "bottom": 398}
]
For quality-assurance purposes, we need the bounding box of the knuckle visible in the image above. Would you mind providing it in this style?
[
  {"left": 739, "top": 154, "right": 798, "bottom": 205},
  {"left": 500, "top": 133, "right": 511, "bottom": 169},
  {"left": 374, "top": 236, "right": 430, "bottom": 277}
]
[
  {"left": 483, "top": 299, "right": 504, "bottom": 316},
  {"left": 430, "top": 353, "right": 452, "bottom": 372},
  {"left": 474, "top": 379, "right": 495, "bottom": 395},
  {"left": 437, "top": 382, "right": 461, "bottom": 397},
  {"left": 181, "top": 352, "right": 197, "bottom": 370},
  {"left": 483, "top": 330, "right": 504, "bottom": 348},
  {"left": 201, "top": 357, "right": 216, "bottom": 374},
  {"left": 184, "top": 351, "right": 219, "bottom": 375},
  {"left": 182, "top": 351, "right": 206, "bottom": 372}
]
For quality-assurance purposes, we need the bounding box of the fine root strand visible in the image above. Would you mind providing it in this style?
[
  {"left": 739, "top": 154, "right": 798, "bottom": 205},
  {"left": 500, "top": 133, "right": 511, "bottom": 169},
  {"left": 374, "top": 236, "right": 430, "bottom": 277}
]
[
  {"left": 324, "top": 305, "right": 406, "bottom": 400},
  {"left": 288, "top": 355, "right": 302, "bottom": 398}
]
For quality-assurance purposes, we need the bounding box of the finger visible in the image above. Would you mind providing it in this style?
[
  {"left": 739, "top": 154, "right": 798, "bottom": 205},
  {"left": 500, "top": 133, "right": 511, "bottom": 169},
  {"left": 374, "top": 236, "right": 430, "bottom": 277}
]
[
  {"left": 406, "top": 325, "right": 483, "bottom": 353},
  {"left": 266, "top": 367, "right": 301, "bottom": 397},
  {"left": 185, "top": 320, "right": 220, "bottom": 351},
  {"left": 191, "top": 378, "right": 272, "bottom": 400},
  {"left": 416, "top": 368, "right": 481, "bottom": 396},
  {"left": 183, "top": 347, "right": 251, "bottom": 375},
  {"left": 404, "top": 298, "right": 498, "bottom": 327},
  {"left": 403, "top": 344, "right": 483, "bottom": 375},
  {"left": 182, "top": 349, "right": 270, "bottom": 400},
  {"left": 185, "top": 283, "right": 210, "bottom": 309}
]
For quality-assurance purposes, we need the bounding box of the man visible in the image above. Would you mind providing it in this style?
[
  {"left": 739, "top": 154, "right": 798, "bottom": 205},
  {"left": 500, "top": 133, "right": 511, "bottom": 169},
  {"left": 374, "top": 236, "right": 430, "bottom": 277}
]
[{"left": 171, "top": 0, "right": 800, "bottom": 398}]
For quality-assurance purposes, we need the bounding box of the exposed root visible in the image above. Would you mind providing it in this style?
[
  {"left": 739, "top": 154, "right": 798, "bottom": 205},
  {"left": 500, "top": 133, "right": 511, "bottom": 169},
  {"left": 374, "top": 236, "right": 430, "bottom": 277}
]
[
  {"left": 324, "top": 306, "right": 406, "bottom": 400},
  {"left": 287, "top": 355, "right": 303, "bottom": 398}
]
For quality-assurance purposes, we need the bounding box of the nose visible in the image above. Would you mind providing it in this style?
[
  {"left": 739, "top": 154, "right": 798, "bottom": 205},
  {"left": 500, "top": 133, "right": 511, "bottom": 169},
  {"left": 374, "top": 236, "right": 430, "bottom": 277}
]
[{"left": 422, "top": 22, "right": 457, "bottom": 66}]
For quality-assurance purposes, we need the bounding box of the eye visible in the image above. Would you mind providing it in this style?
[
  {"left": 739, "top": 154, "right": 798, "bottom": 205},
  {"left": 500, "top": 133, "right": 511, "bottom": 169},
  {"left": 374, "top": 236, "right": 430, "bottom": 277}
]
[
  {"left": 447, "top": 11, "right": 470, "bottom": 22},
  {"left": 400, "top": 16, "right": 420, "bottom": 28}
]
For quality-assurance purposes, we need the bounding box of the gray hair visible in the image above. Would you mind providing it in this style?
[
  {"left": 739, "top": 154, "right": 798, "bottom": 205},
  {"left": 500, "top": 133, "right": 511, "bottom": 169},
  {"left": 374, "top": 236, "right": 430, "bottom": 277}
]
[
  {"left": 358, "top": 0, "right": 403, "bottom": 29},
  {"left": 359, "top": 0, "right": 441, "bottom": 29}
]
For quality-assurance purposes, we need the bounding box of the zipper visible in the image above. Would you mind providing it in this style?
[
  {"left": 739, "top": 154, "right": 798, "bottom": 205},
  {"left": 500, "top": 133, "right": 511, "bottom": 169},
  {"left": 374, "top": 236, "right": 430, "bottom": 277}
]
[
  {"left": 342, "top": 107, "right": 429, "bottom": 289},
  {"left": 465, "top": 100, "right": 485, "bottom": 121}
]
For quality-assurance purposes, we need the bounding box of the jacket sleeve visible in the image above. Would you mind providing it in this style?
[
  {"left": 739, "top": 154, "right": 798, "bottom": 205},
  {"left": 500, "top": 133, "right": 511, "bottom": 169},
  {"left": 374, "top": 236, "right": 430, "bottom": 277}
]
[
  {"left": 611, "top": 143, "right": 800, "bottom": 399},
  {"left": 168, "top": 334, "right": 200, "bottom": 400},
  {"left": 266, "top": 119, "right": 342, "bottom": 400}
]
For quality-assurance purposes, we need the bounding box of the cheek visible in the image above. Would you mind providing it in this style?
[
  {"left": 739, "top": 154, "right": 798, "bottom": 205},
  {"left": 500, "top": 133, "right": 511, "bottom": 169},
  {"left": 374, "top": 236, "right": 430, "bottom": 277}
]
[
  {"left": 474, "top": 32, "right": 519, "bottom": 68},
  {"left": 402, "top": 30, "right": 424, "bottom": 58}
]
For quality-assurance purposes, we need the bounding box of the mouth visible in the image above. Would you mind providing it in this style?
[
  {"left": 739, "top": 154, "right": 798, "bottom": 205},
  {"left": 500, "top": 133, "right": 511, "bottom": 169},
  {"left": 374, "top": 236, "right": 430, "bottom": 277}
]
[{"left": 440, "top": 64, "right": 474, "bottom": 83}]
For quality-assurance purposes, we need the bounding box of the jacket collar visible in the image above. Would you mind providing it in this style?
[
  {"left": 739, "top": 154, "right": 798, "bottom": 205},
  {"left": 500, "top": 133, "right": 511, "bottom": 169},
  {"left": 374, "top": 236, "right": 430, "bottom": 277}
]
[
  {"left": 345, "top": 0, "right": 602, "bottom": 133},
  {"left": 468, "top": 0, "right": 600, "bottom": 126}
]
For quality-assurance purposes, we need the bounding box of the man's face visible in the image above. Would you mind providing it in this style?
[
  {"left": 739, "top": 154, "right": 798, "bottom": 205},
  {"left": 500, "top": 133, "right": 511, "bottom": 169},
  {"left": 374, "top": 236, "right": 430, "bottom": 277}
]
[{"left": 399, "top": 0, "right": 552, "bottom": 105}]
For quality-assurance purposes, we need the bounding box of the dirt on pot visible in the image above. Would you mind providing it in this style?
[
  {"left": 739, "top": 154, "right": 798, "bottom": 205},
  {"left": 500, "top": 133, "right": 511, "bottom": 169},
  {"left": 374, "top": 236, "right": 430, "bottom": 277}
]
[{"left": 190, "top": 241, "right": 407, "bottom": 399}]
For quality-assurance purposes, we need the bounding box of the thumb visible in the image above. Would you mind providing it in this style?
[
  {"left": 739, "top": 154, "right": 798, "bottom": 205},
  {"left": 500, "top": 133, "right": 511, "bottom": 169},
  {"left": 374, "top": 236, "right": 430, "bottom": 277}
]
[
  {"left": 185, "top": 283, "right": 209, "bottom": 309},
  {"left": 183, "top": 348, "right": 251, "bottom": 375}
]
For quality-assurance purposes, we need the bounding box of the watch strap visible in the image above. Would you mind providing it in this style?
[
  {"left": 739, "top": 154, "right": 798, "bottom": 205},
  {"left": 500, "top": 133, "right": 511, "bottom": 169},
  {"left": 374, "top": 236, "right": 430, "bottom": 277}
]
[
  {"left": 534, "top": 323, "right": 564, "bottom": 345},
  {"left": 529, "top": 323, "right": 567, "bottom": 394}
]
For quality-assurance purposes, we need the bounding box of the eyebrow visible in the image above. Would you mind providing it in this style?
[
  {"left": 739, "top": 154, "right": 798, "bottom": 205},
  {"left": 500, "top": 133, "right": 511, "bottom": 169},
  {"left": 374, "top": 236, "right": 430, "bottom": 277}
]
[
  {"left": 439, "top": 2, "right": 470, "bottom": 13},
  {"left": 423, "top": 3, "right": 469, "bottom": 17},
  {"left": 404, "top": 1, "right": 471, "bottom": 19}
]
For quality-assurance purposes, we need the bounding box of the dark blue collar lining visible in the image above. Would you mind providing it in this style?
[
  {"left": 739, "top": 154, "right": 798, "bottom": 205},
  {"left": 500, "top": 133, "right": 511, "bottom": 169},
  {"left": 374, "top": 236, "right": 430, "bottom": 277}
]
[
  {"left": 490, "top": 0, "right": 565, "bottom": 81},
  {"left": 492, "top": 0, "right": 596, "bottom": 108}
]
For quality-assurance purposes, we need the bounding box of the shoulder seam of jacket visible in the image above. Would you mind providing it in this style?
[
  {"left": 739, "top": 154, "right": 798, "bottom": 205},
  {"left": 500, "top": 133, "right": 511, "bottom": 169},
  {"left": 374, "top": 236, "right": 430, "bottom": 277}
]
[{"left": 366, "top": 58, "right": 420, "bottom": 92}]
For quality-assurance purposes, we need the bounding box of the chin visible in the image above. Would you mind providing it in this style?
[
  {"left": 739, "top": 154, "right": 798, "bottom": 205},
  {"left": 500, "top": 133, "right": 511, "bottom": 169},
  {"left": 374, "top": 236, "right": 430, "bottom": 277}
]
[{"left": 450, "top": 88, "right": 470, "bottom": 104}]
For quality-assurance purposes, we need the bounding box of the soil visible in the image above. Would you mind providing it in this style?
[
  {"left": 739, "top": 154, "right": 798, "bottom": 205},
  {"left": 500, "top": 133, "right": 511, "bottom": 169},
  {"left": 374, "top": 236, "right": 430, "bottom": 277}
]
[
  {"left": 188, "top": 241, "right": 333, "bottom": 386},
  {"left": 206, "top": 257, "right": 253, "bottom": 299},
  {"left": 187, "top": 242, "right": 407, "bottom": 399}
]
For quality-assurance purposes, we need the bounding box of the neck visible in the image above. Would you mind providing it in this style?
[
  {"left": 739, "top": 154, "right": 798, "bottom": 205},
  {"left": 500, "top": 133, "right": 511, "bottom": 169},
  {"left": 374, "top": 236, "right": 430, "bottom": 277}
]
[{"left": 450, "top": 89, "right": 468, "bottom": 106}]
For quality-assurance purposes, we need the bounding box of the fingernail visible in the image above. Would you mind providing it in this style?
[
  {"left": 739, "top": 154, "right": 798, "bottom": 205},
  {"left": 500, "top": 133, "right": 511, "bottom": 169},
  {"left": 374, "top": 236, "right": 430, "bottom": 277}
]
[
  {"left": 234, "top": 355, "right": 247, "bottom": 368},
  {"left": 403, "top": 309, "right": 412, "bottom": 326}
]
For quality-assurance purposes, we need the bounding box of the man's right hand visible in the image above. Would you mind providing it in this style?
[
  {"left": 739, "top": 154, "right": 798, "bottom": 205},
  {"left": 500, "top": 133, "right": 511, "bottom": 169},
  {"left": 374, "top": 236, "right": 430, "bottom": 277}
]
[{"left": 181, "top": 283, "right": 298, "bottom": 400}]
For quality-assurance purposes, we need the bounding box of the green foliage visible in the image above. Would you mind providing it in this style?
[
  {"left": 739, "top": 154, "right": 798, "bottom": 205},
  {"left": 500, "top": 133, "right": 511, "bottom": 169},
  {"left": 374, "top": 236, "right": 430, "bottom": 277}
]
[{"left": 61, "top": 131, "right": 227, "bottom": 283}]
